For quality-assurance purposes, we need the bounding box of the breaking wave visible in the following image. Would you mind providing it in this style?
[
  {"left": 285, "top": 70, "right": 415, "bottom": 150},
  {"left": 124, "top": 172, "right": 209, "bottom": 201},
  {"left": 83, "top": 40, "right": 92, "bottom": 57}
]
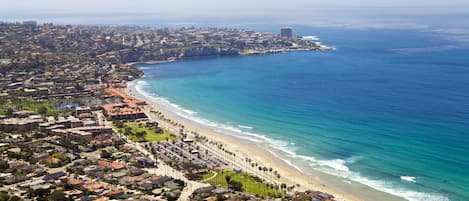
[
  {"left": 238, "top": 125, "right": 253, "bottom": 129},
  {"left": 401, "top": 176, "right": 417, "bottom": 183}
]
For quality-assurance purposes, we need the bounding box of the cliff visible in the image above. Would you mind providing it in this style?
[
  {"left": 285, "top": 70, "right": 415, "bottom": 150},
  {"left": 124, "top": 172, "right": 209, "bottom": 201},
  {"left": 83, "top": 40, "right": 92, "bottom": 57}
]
[{"left": 181, "top": 46, "right": 240, "bottom": 58}]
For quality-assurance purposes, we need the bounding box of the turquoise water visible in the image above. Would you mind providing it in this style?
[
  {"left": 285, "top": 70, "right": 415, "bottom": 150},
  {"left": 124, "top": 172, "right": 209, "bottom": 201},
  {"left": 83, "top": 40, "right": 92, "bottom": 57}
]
[{"left": 135, "top": 27, "right": 469, "bottom": 201}]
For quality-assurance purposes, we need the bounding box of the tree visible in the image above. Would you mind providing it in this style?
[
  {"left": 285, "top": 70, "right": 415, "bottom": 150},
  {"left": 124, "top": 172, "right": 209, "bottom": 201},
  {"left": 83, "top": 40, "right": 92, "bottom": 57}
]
[
  {"left": 124, "top": 127, "right": 132, "bottom": 135},
  {"left": 155, "top": 127, "right": 163, "bottom": 134},
  {"left": 65, "top": 166, "right": 75, "bottom": 174},
  {"left": 5, "top": 108, "right": 13, "bottom": 117},
  {"left": 46, "top": 190, "right": 69, "bottom": 201},
  {"left": 38, "top": 106, "right": 48, "bottom": 115},
  {"left": 114, "top": 121, "right": 124, "bottom": 128},
  {"left": 0, "top": 191, "right": 10, "bottom": 201},
  {"left": 216, "top": 194, "right": 226, "bottom": 201},
  {"left": 29, "top": 188, "right": 51, "bottom": 199},
  {"left": 0, "top": 160, "right": 8, "bottom": 171},
  {"left": 100, "top": 150, "right": 112, "bottom": 159},
  {"left": 225, "top": 175, "right": 231, "bottom": 188},
  {"left": 229, "top": 180, "right": 243, "bottom": 191},
  {"left": 280, "top": 183, "right": 287, "bottom": 192},
  {"left": 136, "top": 131, "right": 146, "bottom": 140},
  {"left": 0, "top": 191, "right": 20, "bottom": 201}
]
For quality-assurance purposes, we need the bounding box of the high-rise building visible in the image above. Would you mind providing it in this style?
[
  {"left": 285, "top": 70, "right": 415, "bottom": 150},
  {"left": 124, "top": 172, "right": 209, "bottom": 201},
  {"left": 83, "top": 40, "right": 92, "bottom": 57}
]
[
  {"left": 23, "top": 21, "right": 37, "bottom": 26},
  {"left": 280, "top": 27, "right": 293, "bottom": 38}
]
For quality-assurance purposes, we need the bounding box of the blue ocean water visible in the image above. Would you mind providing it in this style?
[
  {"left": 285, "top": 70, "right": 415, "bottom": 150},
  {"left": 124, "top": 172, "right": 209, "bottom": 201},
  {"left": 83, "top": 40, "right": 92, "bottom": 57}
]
[{"left": 135, "top": 27, "right": 469, "bottom": 201}]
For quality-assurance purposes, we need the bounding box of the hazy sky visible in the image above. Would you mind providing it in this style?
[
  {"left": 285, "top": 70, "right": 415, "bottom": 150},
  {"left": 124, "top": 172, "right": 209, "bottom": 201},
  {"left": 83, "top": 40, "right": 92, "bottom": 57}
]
[{"left": 1, "top": 0, "right": 469, "bottom": 27}]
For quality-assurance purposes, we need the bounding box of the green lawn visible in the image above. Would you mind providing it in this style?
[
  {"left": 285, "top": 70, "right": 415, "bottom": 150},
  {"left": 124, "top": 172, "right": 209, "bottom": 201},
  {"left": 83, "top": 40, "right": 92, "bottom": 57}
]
[
  {"left": 0, "top": 98, "right": 64, "bottom": 116},
  {"left": 116, "top": 122, "right": 176, "bottom": 142},
  {"left": 203, "top": 170, "right": 283, "bottom": 198}
]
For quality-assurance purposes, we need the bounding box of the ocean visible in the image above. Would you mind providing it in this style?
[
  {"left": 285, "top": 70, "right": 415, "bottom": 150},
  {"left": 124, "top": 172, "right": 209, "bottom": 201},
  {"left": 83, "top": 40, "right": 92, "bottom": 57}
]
[{"left": 133, "top": 27, "right": 469, "bottom": 201}]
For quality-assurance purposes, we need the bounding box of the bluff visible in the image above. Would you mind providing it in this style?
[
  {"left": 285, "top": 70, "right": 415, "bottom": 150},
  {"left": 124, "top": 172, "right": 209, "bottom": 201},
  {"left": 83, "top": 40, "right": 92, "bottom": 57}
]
[{"left": 181, "top": 46, "right": 239, "bottom": 58}]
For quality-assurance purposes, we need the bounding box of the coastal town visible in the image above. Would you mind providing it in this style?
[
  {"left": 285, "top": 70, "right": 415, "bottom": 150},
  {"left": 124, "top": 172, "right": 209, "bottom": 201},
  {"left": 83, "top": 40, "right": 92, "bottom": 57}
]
[{"left": 0, "top": 21, "right": 336, "bottom": 201}]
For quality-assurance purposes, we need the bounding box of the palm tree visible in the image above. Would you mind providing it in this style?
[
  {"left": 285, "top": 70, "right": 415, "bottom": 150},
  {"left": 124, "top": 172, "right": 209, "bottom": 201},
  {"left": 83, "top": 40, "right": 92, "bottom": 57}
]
[
  {"left": 262, "top": 167, "right": 268, "bottom": 182},
  {"left": 245, "top": 157, "right": 249, "bottom": 170},
  {"left": 277, "top": 174, "right": 281, "bottom": 186},
  {"left": 268, "top": 167, "right": 273, "bottom": 182},
  {"left": 281, "top": 183, "right": 287, "bottom": 193},
  {"left": 225, "top": 175, "right": 231, "bottom": 188},
  {"left": 124, "top": 127, "right": 132, "bottom": 135}
]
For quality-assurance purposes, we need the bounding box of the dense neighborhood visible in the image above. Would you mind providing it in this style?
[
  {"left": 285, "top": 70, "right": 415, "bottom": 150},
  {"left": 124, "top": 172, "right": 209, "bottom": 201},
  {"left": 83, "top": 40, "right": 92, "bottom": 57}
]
[{"left": 0, "top": 21, "right": 335, "bottom": 201}]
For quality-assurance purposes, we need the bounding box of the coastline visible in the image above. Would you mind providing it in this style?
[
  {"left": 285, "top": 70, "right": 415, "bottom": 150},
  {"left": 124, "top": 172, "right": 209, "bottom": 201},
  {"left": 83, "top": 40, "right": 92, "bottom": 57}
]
[
  {"left": 239, "top": 46, "right": 334, "bottom": 55},
  {"left": 125, "top": 46, "right": 334, "bottom": 66},
  {"left": 125, "top": 79, "right": 405, "bottom": 201},
  {"left": 125, "top": 59, "right": 176, "bottom": 66}
]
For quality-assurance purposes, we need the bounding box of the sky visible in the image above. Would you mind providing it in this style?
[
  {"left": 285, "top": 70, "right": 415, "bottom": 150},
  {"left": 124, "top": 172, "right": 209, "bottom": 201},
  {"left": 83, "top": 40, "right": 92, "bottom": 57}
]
[{"left": 1, "top": 0, "right": 469, "bottom": 28}]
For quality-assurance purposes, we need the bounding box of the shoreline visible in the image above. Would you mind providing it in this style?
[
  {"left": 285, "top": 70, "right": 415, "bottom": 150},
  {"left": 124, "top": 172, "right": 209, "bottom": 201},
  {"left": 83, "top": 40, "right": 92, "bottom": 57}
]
[
  {"left": 126, "top": 59, "right": 176, "bottom": 66},
  {"left": 125, "top": 46, "right": 334, "bottom": 66},
  {"left": 125, "top": 79, "right": 405, "bottom": 201}
]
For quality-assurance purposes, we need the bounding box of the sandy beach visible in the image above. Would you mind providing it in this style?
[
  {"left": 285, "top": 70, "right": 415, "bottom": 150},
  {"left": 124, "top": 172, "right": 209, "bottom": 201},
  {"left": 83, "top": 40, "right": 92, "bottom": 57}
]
[{"left": 125, "top": 80, "right": 405, "bottom": 201}]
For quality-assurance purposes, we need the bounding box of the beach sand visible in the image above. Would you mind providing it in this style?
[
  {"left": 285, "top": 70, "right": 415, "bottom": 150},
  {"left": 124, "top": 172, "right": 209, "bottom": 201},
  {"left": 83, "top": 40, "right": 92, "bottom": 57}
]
[{"left": 126, "top": 80, "right": 405, "bottom": 201}]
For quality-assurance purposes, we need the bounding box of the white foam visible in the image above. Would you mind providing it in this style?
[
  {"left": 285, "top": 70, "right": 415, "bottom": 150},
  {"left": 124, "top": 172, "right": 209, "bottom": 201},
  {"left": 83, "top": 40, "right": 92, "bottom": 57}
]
[
  {"left": 136, "top": 80, "right": 149, "bottom": 86},
  {"left": 238, "top": 125, "right": 253, "bottom": 129},
  {"left": 401, "top": 176, "right": 417, "bottom": 183},
  {"left": 319, "top": 159, "right": 350, "bottom": 172},
  {"left": 314, "top": 163, "right": 449, "bottom": 201},
  {"left": 302, "top": 36, "right": 320, "bottom": 41},
  {"left": 134, "top": 81, "right": 198, "bottom": 116},
  {"left": 266, "top": 149, "right": 306, "bottom": 173},
  {"left": 349, "top": 174, "right": 449, "bottom": 201},
  {"left": 130, "top": 80, "right": 451, "bottom": 201}
]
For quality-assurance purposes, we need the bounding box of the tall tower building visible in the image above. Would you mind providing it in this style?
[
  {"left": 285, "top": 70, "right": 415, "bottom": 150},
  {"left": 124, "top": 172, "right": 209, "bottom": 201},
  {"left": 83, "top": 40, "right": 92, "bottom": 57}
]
[{"left": 280, "top": 27, "right": 293, "bottom": 38}]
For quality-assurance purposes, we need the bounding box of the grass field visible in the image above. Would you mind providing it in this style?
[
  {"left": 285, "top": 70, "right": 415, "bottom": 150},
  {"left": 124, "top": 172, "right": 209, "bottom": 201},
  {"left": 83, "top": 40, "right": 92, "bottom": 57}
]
[
  {"left": 0, "top": 98, "right": 64, "bottom": 116},
  {"left": 203, "top": 170, "right": 283, "bottom": 198},
  {"left": 202, "top": 172, "right": 216, "bottom": 180},
  {"left": 116, "top": 122, "right": 176, "bottom": 142}
]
